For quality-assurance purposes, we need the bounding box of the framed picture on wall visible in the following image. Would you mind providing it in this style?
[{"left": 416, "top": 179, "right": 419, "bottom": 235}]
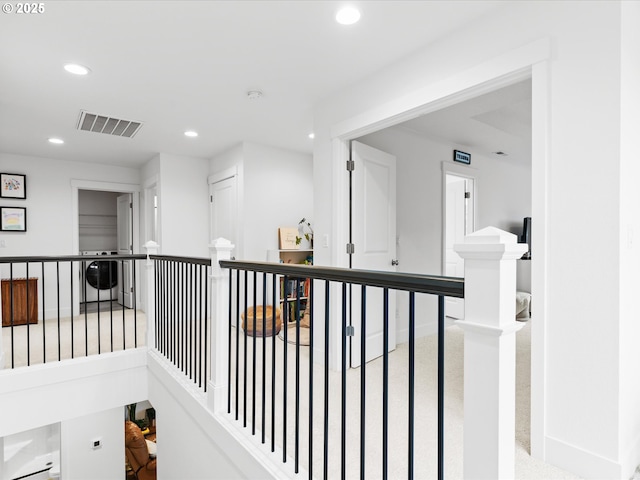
[
  {"left": 1, "top": 207, "right": 27, "bottom": 232},
  {"left": 1, "top": 173, "right": 27, "bottom": 199}
]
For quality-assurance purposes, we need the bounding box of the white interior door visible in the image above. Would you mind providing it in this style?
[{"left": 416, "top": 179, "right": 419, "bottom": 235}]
[
  {"left": 117, "top": 193, "right": 133, "bottom": 308},
  {"left": 350, "top": 141, "right": 397, "bottom": 368},
  {"left": 209, "top": 175, "right": 237, "bottom": 252},
  {"left": 444, "top": 173, "right": 474, "bottom": 319}
]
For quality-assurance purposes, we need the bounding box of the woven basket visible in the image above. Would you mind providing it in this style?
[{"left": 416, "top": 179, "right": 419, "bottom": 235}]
[{"left": 241, "top": 305, "right": 282, "bottom": 337}]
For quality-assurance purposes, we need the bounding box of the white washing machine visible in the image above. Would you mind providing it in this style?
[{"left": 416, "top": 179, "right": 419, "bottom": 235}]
[{"left": 80, "top": 251, "right": 119, "bottom": 303}]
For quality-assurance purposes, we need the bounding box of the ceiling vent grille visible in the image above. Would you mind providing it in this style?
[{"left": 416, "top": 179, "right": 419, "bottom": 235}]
[{"left": 76, "top": 110, "right": 143, "bottom": 138}]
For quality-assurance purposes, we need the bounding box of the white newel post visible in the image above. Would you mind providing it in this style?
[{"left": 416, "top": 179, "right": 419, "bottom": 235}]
[
  {"left": 144, "top": 241, "right": 159, "bottom": 350},
  {"left": 207, "top": 237, "right": 234, "bottom": 413},
  {"left": 454, "top": 227, "right": 527, "bottom": 480}
]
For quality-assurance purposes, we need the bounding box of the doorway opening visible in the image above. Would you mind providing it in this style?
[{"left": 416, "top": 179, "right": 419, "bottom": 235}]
[
  {"left": 72, "top": 180, "right": 140, "bottom": 315},
  {"left": 443, "top": 170, "right": 476, "bottom": 320},
  {"left": 337, "top": 68, "right": 540, "bottom": 452}
]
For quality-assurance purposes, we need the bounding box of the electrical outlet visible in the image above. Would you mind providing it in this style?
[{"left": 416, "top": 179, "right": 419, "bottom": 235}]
[{"left": 91, "top": 438, "right": 102, "bottom": 449}]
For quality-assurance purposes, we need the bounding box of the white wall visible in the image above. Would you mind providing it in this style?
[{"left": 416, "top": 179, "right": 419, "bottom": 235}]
[
  {"left": 357, "top": 125, "right": 531, "bottom": 340},
  {"left": 619, "top": 0, "right": 640, "bottom": 472},
  {"left": 243, "top": 142, "right": 313, "bottom": 261},
  {"left": 313, "top": 1, "right": 634, "bottom": 478},
  {"left": 147, "top": 355, "right": 279, "bottom": 480},
  {"left": 209, "top": 142, "right": 313, "bottom": 261},
  {"left": 0, "top": 153, "right": 141, "bottom": 320},
  {"left": 2, "top": 423, "right": 60, "bottom": 480},
  {"left": 157, "top": 154, "right": 209, "bottom": 257},
  {"left": 60, "top": 407, "right": 123, "bottom": 480}
]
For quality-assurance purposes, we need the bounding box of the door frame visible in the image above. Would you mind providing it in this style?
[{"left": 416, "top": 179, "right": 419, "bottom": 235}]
[
  {"left": 71, "top": 180, "right": 141, "bottom": 314},
  {"left": 329, "top": 39, "right": 549, "bottom": 457},
  {"left": 441, "top": 163, "right": 477, "bottom": 276}
]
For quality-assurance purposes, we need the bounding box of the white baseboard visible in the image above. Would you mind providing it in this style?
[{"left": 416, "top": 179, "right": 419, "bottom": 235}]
[{"left": 545, "top": 435, "right": 622, "bottom": 479}]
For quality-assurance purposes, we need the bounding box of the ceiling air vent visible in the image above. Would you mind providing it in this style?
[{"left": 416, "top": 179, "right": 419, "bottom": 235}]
[{"left": 77, "top": 110, "right": 143, "bottom": 138}]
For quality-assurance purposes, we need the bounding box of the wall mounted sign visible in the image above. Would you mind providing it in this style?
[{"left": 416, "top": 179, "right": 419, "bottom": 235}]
[
  {"left": 0, "top": 173, "right": 27, "bottom": 199},
  {"left": 453, "top": 150, "right": 471, "bottom": 165},
  {"left": 1, "top": 206, "right": 27, "bottom": 232}
]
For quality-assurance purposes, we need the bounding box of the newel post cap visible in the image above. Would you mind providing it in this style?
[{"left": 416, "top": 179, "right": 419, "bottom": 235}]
[
  {"left": 454, "top": 226, "right": 526, "bottom": 260},
  {"left": 209, "top": 237, "right": 235, "bottom": 252},
  {"left": 143, "top": 240, "right": 159, "bottom": 254}
]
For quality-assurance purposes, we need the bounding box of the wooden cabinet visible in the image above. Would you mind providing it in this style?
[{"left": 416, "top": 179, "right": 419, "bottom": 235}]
[{"left": 1, "top": 278, "right": 38, "bottom": 326}]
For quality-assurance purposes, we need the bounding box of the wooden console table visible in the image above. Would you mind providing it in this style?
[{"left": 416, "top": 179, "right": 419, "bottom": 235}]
[{"left": 1, "top": 278, "right": 38, "bottom": 326}]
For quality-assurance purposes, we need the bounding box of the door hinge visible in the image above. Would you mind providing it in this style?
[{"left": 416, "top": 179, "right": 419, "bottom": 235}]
[
  {"left": 464, "top": 191, "right": 471, "bottom": 199},
  {"left": 129, "top": 202, "right": 133, "bottom": 208},
  {"left": 130, "top": 287, "right": 133, "bottom": 293},
  {"left": 210, "top": 195, "right": 213, "bottom": 202},
  {"left": 346, "top": 160, "right": 355, "bottom": 171},
  {"left": 345, "top": 325, "right": 355, "bottom": 337},
  {"left": 346, "top": 243, "right": 355, "bottom": 255}
]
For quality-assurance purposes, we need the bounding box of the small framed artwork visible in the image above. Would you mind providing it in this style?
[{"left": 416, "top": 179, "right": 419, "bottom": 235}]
[
  {"left": 279, "top": 227, "right": 300, "bottom": 250},
  {"left": 1, "top": 207, "right": 27, "bottom": 232},
  {"left": 1, "top": 173, "right": 27, "bottom": 199}
]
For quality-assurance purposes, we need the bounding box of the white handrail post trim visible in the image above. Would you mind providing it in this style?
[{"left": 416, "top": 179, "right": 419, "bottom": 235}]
[
  {"left": 455, "top": 226, "right": 527, "bottom": 479},
  {"left": 207, "top": 237, "right": 234, "bottom": 413}
]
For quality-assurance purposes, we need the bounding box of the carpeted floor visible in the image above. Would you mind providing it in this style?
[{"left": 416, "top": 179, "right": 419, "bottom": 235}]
[{"left": 1, "top": 309, "right": 146, "bottom": 368}]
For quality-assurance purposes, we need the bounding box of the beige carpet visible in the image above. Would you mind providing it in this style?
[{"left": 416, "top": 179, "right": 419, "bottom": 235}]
[
  {"left": 228, "top": 320, "right": 582, "bottom": 480},
  {"left": 1, "top": 309, "right": 146, "bottom": 369}
]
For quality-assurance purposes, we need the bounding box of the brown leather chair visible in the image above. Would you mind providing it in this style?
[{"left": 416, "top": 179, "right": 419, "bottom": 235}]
[{"left": 125, "top": 421, "right": 156, "bottom": 480}]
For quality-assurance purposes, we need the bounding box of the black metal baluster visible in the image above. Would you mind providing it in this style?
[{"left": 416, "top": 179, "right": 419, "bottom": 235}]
[
  {"left": 308, "top": 279, "right": 314, "bottom": 480},
  {"left": 235, "top": 269, "right": 240, "bottom": 421},
  {"left": 198, "top": 264, "right": 203, "bottom": 389},
  {"left": 228, "top": 269, "right": 233, "bottom": 413},
  {"left": 190, "top": 263, "right": 194, "bottom": 380},
  {"left": 69, "top": 260, "right": 75, "bottom": 358},
  {"left": 68, "top": 262, "right": 72, "bottom": 360},
  {"left": 360, "top": 285, "right": 367, "bottom": 480},
  {"left": 97, "top": 258, "right": 101, "bottom": 355},
  {"left": 56, "top": 262, "right": 61, "bottom": 360},
  {"left": 109, "top": 259, "right": 113, "bottom": 352},
  {"left": 204, "top": 264, "right": 210, "bottom": 392},
  {"left": 382, "top": 287, "right": 389, "bottom": 480},
  {"left": 9, "top": 264, "right": 14, "bottom": 368},
  {"left": 323, "top": 280, "right": 330, "bottom": 480},
  {"left": 252, "top": 271, "right": 257, "bottom": 434},
  {"left": 282, "top": 275, "right": 289, "bottom": 462},
  {"left": 438, "top": 295, "right": 445, "bottom": 480},
  {"left": 133, "top": 259, "right": 137, "bottom": 348},
  {"left": 408, "top": 292, "right": 415, "bottom": 480},
  {"left": 26, "top": 262, "right": 30, "bottom": 366},
  {"left": 154, "top": 260, "right": 159, "bottom": 352},
  {"left": 242, "top": 269, "right": 249, "bottom": 427},
  {"left": 123, "top": 260, "right": 127, "bottom": 350},
  {"left": 261, "top": 272, "right": 267, "bottom": 444},
  {"left": 69, "top": 262, "right": 73, "bottom": 362},
  {"left": 42, "top": 262, "right": 46, "bottom": 363},
  {"left": 271, "top": 273, "right": 277, "bottom": 453},
  {"left": 341, "top": 282, "right": 347, "bottom": 480},
  {"left": 295, "top": 278, "right": 301, "bottom": 473}
]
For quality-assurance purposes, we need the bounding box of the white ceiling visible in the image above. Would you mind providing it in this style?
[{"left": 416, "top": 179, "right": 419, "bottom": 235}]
[
  {"left": 398, "top": 79, "right": 532, "bottom": 163},
  {"left": 0, "top": 1, "right": 513, "bottom": 168}
]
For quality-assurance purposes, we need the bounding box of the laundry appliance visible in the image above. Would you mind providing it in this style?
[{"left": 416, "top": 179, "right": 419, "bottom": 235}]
[{"left": 80, "top": 251, "right": 119, "bottom": 303}]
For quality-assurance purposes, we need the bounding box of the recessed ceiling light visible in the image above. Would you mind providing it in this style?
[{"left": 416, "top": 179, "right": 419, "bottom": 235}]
[
  {"left": 184, "top": 131, "right": 198, "bottom": 138},
  {"left": 48, "top": 138, "right": 64, "bottom": 144},
  {"left": 64, "top": 63, "right": 91, "bottom": 75},
  {"left": 336, "top": 6, "right": 361, "bottom": 25},
  {"left": 247, "top": 90, "right": 263, "bottom": 100},
  {"left": 308, "top": 133, "right": 315, "bottom": 139}
]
